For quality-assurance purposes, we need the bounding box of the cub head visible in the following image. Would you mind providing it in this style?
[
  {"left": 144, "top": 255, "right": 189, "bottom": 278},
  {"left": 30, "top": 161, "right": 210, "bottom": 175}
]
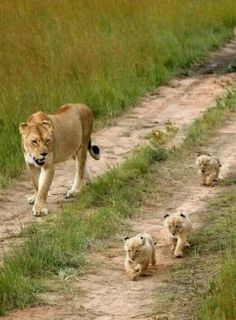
[
  {"left": 19, "top": 120, "right": 53, "bottom": 167},
  {"left": 196, "top": 154, "right": 211, "bottom": 173},
  {"left": 164, "top": 213, "right": 186, "bottom": 236},
  {"left": 124, "top": 235, "right": 146, "bottom": 261}
]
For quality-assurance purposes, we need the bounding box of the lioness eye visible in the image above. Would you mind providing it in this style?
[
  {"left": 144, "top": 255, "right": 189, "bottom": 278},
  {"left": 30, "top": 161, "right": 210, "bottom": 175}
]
[
  {"left": 31, "top": 140, "right": 37, "bottom": 145},
  {"left": 46, "top": 139, "right": 51, "bottom": 144},
  {"left": 128, "top": 250, "right": 131, "bottom": 252},
  {"left": 135, "top": 250, "right": 139, "bottom": 253}
]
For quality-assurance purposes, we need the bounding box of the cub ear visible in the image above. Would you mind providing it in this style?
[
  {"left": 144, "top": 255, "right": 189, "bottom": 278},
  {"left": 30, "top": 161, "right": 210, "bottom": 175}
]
[
  {"left": 19, "top": 122, "right": 28, "bottom": 135},
  {"left": 164, "top": 214, "right": 169, "bottom": 219},
  {"left": 124, "top": 236, "right": 129, "bottom": 241},
  {"left": 140, "top": 236, "right": 146, "bottom": 245},
  {"left": 180, "top": 213, "right": 186, "bottom": 218},
  {"left": 42, "top": 120, "right": 53, "bottom": 135}
]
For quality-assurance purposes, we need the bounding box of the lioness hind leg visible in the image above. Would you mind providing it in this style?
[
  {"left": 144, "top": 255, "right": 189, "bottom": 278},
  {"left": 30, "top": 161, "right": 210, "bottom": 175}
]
[{"left": 66, "top": 144, "right": 88, "bottom": 198}]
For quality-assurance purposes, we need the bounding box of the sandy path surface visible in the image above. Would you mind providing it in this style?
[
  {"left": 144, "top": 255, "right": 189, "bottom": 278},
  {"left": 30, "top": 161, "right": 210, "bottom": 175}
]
[
  {"left": 4, "top": 92, "right": 236, "bottom": 320},
  {"left": 0, "top": 65, "right": 236, "bottom": 246},
  {"left": 1, "top": 38, "right": 236, "bottom": 319}
]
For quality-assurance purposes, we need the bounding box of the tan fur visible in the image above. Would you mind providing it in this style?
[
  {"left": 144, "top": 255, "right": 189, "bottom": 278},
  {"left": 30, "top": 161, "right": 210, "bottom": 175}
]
[
  {"left": 19, "top": 104, "right": 99, "bottom": 216},
  {"left": 164, "top": 212, "right": 192, "bottom": 258},
  {"left": 196, "top": 154, "right": 221, "bottom": 186},
  {"left": 124, "top": 233, "right": 156, "bottom": 281}
]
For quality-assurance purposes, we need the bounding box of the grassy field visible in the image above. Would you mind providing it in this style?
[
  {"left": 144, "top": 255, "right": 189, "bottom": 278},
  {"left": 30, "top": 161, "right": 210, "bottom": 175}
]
[
  {"left": 0, "top": 0, "right": 236, "bottom": 184},
  {"left": 0, "top": 89, "right": 235, "bottom": 315}
]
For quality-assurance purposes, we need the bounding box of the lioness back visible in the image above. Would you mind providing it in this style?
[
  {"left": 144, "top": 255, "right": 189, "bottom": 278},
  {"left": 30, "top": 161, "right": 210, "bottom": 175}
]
[{"left": 48, "top": 104, "right": 93, "bottom": 163}]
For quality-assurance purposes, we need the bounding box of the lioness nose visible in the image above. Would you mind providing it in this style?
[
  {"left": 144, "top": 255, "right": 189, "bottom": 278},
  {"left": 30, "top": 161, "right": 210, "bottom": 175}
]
[{"left": 41, "top": 152, "right": 48, "bottom": 157}]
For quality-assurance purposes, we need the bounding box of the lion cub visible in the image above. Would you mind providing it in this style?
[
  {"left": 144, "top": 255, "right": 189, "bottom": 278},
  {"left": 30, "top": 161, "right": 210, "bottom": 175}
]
[
  {"left": 124, "top": 233, "right": 156, "bottom": 280},
  {"left": 164, "top": 212, "right": 192, "bottom": 258},
  {"left": 196, "top": 154, "right": 221, "bottom": 186}
]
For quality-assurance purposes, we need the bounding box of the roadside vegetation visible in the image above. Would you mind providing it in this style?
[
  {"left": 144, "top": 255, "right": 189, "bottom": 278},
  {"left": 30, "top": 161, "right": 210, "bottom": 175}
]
[
  {"left": 156, "top": 174, "right": 236, "bottom": 320},
  {"left": 0, "top": 87, "right": 235, "bottom": 314},
  {"left": 1, "top": 0, "right": 236, "bottom": 184},
  {"left": 197, "top": 187, "right": 236, "bottom": 320}
]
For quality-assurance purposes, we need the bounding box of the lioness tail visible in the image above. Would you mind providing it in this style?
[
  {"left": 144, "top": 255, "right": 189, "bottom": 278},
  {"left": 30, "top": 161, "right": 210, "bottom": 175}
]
[{"left": 88, "top": 140, "right": 100, "bottom": 160}]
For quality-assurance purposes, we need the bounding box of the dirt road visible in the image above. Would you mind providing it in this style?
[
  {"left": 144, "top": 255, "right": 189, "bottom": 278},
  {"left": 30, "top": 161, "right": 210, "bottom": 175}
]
[{"left": 1, "top": 38, "right": 236, "bottom": 319}]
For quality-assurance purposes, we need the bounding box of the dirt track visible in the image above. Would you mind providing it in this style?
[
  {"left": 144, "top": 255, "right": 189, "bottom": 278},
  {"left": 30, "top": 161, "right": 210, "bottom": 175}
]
[{"left": 1, "top": 38, "right": 236, "bottom": 319}]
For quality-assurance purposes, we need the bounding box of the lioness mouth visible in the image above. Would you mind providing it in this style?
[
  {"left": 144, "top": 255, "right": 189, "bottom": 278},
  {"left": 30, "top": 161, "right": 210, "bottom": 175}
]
[{"left": 34, "top": 159, "right": 45, "bottom": 166}]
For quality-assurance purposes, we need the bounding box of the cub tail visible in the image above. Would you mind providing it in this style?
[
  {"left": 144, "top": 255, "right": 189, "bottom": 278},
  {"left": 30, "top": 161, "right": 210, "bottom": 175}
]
[{"left": 88, "top": 140, "right": 100, "bottom": 160}]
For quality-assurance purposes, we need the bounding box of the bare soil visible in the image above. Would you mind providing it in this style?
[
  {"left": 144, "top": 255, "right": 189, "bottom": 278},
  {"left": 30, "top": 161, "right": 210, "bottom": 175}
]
[{"left": 1, "top": 39, "right": 236, "bottom": 319}]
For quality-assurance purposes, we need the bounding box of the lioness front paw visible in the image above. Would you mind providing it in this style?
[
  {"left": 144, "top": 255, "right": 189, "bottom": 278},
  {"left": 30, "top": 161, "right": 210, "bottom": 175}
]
[
  {"left": 174, "top": 251, "right": 183, "bottom": 258},
  {"left": 27, "top": 194, "right": 36, "bottom": 205},
  {"left": 65, "top": 189, "right": 79, "bottom": 199},
  {"left": 32, "top": 205, "right": 49, "bottom": 217}
]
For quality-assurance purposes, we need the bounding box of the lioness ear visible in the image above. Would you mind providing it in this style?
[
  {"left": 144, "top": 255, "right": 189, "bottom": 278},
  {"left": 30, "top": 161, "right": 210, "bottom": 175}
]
[
  {"left": 180, "top": 213, "right": 186, "bottom": 218},
  {"left": 124, "top": 236, "right": 129, "bottom": 241},
  {"left": 19, "top": 122, "right": 28, "bottom": 135},
  {"left": 164, "top": 214, "right": 169, "bottom": 219},
  {"left": 42, "top": 120, "right": 53, "bottom": 135}
]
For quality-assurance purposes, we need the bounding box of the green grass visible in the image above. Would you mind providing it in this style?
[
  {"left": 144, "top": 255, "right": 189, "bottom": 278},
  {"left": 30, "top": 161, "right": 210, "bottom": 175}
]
[
  {"left": 1, "top": 0, "right": 236, "bottom": 184},
  {"left": 0, "top": 87, "right": 235, "bottom": 314},
  {"left": 197, "top": 190, "right": 236, "bottom": 320}
]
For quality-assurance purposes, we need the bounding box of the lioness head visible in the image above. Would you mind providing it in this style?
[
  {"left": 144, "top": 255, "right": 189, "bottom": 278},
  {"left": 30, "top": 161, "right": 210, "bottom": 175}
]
[
  {"left": 19, "top": 120, "right": 53, "bottom": 167},
  {"left": 164, "top": 213, "right": 186, "bottom": 236},
  {"left": 124, "top": 235, "right": 146, "bottom": 261}
]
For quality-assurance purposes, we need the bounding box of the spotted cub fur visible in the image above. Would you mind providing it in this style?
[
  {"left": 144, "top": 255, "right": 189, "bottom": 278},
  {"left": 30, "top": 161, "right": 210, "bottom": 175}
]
[
  {"left": 124, "top": 232, "right": 156, "bottom": 280},
  {"left": 196, "top": 154, "right": 221, "bottom": 186},
  {"left": 164, "top": 212, "right": 192, "bottom": 258}
]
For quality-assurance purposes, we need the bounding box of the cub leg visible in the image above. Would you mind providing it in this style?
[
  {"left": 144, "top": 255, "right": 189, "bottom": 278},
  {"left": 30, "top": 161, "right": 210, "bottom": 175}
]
[
  {"left": 200, "top": 173, "right": 207, "bottom": 186},
  {"left": 151, "top": 245, "right": 156, "bottom": 265},
  {"left": 26, "top": 163, "right": 40, "bottom": 205},
  {"left": 125, "top": 259, "right": 140, "bottom": 281},
  {"left": 66, "top": 144, "right": 88, "bottom": 198},
  {"left": 205, "top": 171, "right": 218, "bottom": 186},
  {"left": 174, "top": 234, "right": 187, "bottom": 258},
  {"left": 171, "top": 237, "right": 177, "bottom": 252},
  {"left": 33, "top": 165, "right": 55, "bottom": 216},
  {"left": 139, "top": 260, "right": 150, "bottom": 275}
]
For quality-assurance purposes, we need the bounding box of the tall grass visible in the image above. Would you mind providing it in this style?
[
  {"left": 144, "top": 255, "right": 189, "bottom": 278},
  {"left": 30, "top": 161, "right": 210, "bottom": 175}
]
[{"left": 0, "top": 0, "right": 236, "bottom": 183}]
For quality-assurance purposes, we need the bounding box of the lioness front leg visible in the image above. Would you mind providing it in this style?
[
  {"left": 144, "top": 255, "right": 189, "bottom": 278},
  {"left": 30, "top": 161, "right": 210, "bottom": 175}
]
[
  {"left": 27, "top": 163, "right": 40, "bottom": 205},
  {"left": 66, "top": 144, "right": 89, "bottom": 198},
  {"left": 174, "top": 234, "right": 187, "bottom": 258},
  {"left": 33, "top": 165, "right": 55, "bottom": 216}
]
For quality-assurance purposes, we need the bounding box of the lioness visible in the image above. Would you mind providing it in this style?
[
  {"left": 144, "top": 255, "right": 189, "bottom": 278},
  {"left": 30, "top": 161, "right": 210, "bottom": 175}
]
[
  {"left": 124, "top": 232, "right": 156, "bottom": 280},
  {"left": 164, "top": 212, "right": 191, "bottom": 258},
  {"left": 19, "top": 104, "right": 100, "bottom": 216},
  {"left": 196, "top": 153, "right": 221, "bottom": 186}
]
